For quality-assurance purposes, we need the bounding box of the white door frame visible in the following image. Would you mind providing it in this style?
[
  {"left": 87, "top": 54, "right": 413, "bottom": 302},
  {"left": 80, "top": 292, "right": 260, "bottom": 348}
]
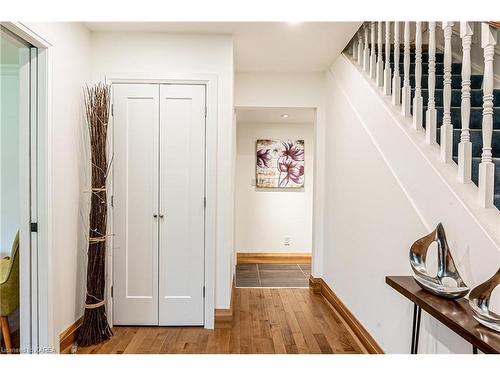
[
  {"left": 1, "top": 22, "right": 52, "bottom": 353},
  {"left": 105, "top": 73, "right": 218, "bottom": 329}
]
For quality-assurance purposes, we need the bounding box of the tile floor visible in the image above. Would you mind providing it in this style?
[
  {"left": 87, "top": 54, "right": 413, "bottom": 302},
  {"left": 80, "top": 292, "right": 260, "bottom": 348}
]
[{"left": 235, "top": 263, "right": 311, "bottom": 288}]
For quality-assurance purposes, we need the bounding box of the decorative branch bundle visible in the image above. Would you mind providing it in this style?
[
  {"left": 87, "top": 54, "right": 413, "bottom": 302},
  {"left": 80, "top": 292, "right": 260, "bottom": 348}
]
[{"left": 77, "top": 83, "right": 113, "bottom": 347}]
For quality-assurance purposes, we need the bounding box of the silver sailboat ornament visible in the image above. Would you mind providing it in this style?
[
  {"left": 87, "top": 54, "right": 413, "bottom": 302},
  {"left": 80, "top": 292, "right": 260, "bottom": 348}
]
[{"left": 409, "top": 223, "right": 469, "bottom": 299}]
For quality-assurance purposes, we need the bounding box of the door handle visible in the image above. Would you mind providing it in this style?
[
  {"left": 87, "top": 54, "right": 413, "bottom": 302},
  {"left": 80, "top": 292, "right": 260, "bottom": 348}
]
[
  {"left": 159, "top": 214, "right": 165, "bottom": 219},
  {"left": 153, "top": 214, "right": 158, "bottom": 218}
]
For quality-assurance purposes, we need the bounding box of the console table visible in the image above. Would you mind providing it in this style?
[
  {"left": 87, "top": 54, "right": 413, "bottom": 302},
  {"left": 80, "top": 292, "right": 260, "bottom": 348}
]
[{"left": 386, "top": 276, "right": 500, "bottom": 354}]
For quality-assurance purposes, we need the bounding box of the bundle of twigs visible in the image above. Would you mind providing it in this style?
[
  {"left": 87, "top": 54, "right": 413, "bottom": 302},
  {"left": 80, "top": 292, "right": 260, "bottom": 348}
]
[{"left": 77, "top": 83, "right": 113, "bottom": 347}]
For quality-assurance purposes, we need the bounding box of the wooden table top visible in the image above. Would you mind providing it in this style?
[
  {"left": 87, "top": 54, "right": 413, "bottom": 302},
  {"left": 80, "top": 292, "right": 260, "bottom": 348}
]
[{"left": 386, "top": 276, "right": 500, "bottom": 354}]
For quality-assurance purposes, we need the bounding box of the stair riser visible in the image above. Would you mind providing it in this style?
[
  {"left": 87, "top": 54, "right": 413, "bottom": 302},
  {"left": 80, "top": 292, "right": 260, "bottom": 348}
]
[
  {"left": 401, "top": 75, "right": 483, "bottom": 90},
  {"left": 421, "top": 107, "right": 500, "bottom": 130},
  {"left": 385, "top": 53, "right": 445, "bottom": 63},
  {"left": 436, "top": 129, "right": 500, "bottom": 158},
  {"left": 393, "top": 63, "right": 462, "bottom": 75},
  {"left": 411, "top": 89, "right": 500, "bottom": 108}
]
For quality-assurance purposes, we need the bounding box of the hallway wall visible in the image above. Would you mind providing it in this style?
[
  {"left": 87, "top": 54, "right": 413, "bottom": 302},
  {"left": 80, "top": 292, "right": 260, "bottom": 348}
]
[
  {"left": 323, "top": 53, "right": 500, "bottom": 353},
  {"left": 235, "top": 122, "right": 314, "bottom": 253}
]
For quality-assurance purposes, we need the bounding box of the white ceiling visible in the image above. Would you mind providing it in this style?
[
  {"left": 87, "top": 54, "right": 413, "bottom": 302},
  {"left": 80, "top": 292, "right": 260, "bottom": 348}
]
[
  {"left": 236, "top": 107, "right": 315, "bottom": 124},
  {"left": 84, "top": 22, "right": 361, "bottom": 73}
]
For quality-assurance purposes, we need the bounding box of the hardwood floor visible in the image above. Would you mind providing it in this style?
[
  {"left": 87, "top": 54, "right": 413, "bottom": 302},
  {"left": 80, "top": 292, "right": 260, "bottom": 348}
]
[{"left": 77, "top": 288, "right": 364, "bottom": 354}]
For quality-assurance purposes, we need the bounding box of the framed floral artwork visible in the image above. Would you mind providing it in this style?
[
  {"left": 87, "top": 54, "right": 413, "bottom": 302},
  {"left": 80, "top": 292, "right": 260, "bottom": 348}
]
[{"left": 256, "top": 139, "right": 305, "bottom": 188}]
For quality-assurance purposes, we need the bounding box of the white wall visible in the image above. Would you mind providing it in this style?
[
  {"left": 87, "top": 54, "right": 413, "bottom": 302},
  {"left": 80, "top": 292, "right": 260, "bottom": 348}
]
[
  {"left": 90, "top": 31, "right": 235, "bottom": 309},
  {"left": 235, "top": 122, "right": 314, "bottom": 253},
  {"left": 24, "top": 22, "right": 92, "bottom": 352},
  {"left": 234, "top": 73, "right": 325, "bottom": 275},
  {"left": 323, "top": 54, "right": 500, "bottom": 353}
]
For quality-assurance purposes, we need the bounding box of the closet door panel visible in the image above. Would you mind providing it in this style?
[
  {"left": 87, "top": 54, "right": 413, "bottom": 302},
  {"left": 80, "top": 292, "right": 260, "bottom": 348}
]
[
  {"left": 159, "top": 84, "right": 205, "bottom": 325},
  {"left": 113, "top": 84, "right": 159, "bottom": 325}
]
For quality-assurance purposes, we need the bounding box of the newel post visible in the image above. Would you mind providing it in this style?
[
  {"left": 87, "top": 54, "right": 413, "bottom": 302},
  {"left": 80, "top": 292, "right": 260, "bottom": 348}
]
[
  {"left": 458, "top": 22, "right": 474, "bottom": 184},
  {"left": 402, "top": 21, "right": 411, "bottom": 116},
  {"left": 426, "top": 22, "right": 437, "bottom": 144},
  {"left": 478, "top": 23, "right": 497, "bottom": 207},
  {"left": 440, "top": 22, "right": 454, "bottom": 163},
  {"left": 413, "top": 22, "right": 423, "bottom": 130}
]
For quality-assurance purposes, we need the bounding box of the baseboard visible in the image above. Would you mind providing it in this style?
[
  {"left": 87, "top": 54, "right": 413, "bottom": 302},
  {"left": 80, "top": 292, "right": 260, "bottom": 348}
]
[
  {"left": 309, "top": 276, "right": 384, "bottom": 354},
  {"left": 237, "top": 252, "right": 312, "bottom": 265},
  {"left": 59, "top": 316, "right": 83, "bottom": 354},
  {"left": 214, "top": 278, "right": 235, "bottom": 328}
]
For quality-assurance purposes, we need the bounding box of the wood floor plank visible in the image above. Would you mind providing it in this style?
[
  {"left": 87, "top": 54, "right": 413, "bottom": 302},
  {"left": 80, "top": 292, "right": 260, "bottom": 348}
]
[{"left": 77, "top": 287, "right": 364, "bottom": 354}]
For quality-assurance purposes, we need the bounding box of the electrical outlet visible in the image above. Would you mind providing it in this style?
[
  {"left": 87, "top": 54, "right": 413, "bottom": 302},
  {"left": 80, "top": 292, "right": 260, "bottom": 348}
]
[{"left": 284, "top": 237, "right": 291, "bottom": 246}]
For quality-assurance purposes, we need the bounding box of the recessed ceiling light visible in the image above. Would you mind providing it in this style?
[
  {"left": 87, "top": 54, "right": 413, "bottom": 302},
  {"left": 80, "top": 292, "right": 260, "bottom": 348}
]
[{"left": 281, "top": 114, "right": 289, "bottom": 118}]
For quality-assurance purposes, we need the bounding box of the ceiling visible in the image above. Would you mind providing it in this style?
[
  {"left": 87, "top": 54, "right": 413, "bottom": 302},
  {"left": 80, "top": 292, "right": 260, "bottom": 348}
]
[
  {"left": 84, "top": 22, "right": 361, "bottom": 73},
  {"left": 236, "top": 107, "right": 315, "bottom": 124}
]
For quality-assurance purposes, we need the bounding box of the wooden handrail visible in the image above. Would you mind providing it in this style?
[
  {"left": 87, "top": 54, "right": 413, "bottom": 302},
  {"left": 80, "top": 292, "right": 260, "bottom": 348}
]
[{"left": 487, "top": 22, "right": 500, "bottom": 28}]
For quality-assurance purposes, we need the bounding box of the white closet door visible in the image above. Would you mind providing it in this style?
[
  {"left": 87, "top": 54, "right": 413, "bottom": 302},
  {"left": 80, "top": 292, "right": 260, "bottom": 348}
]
[
  {"left": 113, "top": 84, "right": 159, "bottom": 325},
  {"left": 158, "top": 84, "right": 205, "bottom": 325}
]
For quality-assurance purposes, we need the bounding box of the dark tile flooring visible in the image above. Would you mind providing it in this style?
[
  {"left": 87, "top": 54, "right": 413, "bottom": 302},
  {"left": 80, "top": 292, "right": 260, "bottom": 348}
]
[{"left": 235, "top": 263, "right": 311, "bottom": 288}]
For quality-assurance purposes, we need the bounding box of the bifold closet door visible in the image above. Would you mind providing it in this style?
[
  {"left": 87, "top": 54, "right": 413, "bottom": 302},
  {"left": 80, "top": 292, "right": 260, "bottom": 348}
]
[
  {"left": 158, "top": 84, "right": 206, "bottom": 325},
  {"left": 113, "top": 84, "right": 160, "bottom": 325}
]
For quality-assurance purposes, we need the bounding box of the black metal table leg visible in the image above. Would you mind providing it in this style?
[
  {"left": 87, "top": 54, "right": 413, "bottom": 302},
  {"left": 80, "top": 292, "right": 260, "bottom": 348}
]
[{"left": 411, "top": 303, "right": 422, "bottom": 354}]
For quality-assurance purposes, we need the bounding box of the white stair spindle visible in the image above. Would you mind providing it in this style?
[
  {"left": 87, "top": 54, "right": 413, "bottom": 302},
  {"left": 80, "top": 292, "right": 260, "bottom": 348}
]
[
  {"left": 413, "top": 22, "right": 423, "bottom": 130},
  {"left": 440, "top": 22, "right": 454, "bottom": 163},
  {"left": 402, "top": 22, "right": 411, "bottom": 116},
  {"left": 353, "top": 33, "right": 358, "bottom": 59},
  {"left": 363, "top": 23, "right": 370, "bottom": 72},
  {"left": 383, "top": 21, "right": 392, "bottom": 95},
  {"left": 458, "top": 22, "right": 474, "bottom": 184},
  {"left": 370, "top": 22, "right": 377, "bottom": 79},
  {"left": 357, "top": 30, "right": 363, "bottom": 65},
  {"left": 426, "top": 22, "right": 437, "bottom": 144},
  {"left": 392, "top": 21, "right": 401, "bottom": 105},
  {"left": 376, "top": 21, "right": 384, "bottom": 86},
  {"left": 478, "top": 23, "right": 497, "bottom": 207}
]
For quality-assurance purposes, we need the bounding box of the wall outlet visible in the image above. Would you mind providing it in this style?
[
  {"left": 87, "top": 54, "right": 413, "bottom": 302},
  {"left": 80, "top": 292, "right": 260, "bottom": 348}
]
[{"left": 284, "top": 237, "right": 291, "bottom": 246}]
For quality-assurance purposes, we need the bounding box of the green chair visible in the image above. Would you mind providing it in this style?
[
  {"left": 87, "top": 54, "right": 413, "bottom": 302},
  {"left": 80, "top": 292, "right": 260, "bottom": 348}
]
[{"left": 0, "top": 231, "right": 19, "bottom": 354}]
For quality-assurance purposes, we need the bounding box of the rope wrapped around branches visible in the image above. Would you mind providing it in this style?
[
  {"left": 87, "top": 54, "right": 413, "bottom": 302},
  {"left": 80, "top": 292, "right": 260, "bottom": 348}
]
[{"left": 77, "top": 83, "right": 113, "bottom": 347}]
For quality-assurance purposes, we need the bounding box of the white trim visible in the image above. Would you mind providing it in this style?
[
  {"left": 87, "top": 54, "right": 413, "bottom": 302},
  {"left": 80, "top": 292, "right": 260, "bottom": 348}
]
[
  {"left": 0, "top": 22, "right": 52, "bottom": 353},
  {"left": 105, "top": 72, "right": 218, "bottom": 329}
]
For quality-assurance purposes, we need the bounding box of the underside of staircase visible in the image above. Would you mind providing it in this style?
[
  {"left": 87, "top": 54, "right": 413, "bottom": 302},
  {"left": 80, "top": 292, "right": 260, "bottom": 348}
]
[{"left": 381, "top": 46, "right": 500, "bottom": 208}]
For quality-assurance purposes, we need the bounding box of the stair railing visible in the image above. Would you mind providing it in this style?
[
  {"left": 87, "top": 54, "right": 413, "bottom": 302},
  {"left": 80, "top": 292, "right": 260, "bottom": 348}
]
[
  {"left": 458, "top": 22, "right": 474, "bottom": 184},
  {"left": 383, "top": 21, "right": 392, "bottom": 95},
  {"left": 413, "top": 22, "right": 424, "bottom": 130},
  {"left": 377, "top": 21, "right": 384, "bottom": 87},
  {"left": 426, "top": 22, "right": 437, "bottom": 145},
  {"left": 392, "top": 21, "right": 401, "bottom": 105},
  {"left": 346, "top": 21, "right": 498, "bottom": 211},
  {"left": 479, "top": 23, "right": 497, "bottom": 207}
]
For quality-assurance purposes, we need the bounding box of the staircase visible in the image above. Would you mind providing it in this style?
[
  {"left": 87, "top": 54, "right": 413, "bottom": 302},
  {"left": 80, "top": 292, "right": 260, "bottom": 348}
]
[
  {"left": 390, "top": 49, "right": 500, "bottom": 207},
  {"left": 350, "top": 21, "right": 500, "bottom": 210}
]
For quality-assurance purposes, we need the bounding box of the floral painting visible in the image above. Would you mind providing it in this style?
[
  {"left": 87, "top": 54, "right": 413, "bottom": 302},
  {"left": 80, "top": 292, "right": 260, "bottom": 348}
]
[{"left": 256, "top": 139, "right": 305, "bottom": 188}]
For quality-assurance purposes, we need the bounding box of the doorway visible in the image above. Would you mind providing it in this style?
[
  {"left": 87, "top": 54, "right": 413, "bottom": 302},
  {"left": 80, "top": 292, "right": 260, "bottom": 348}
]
[
  {"left": 234, "top": 107, "right": 315, "bottom": 288},
  {"left": 0, "top": 26, "right": 37, "bottom": 353},
  {"left": 112, "top": 83, "right": 207, "bottom": 326}
]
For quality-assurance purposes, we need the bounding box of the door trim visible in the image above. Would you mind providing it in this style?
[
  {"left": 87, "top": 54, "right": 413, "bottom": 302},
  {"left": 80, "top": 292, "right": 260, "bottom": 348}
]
[{"left": 106, "top": 73, "right": 218, "bottom": 329}]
